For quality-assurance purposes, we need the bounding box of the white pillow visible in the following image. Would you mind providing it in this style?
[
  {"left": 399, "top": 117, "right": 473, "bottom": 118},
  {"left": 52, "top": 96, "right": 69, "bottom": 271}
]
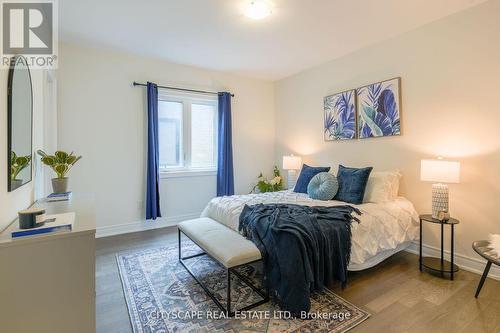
[
  {"left": 390, "top": 170, "right": 401, "bottom": 198},
  {"left": 363, "top": 170, "right": 401, "bottom": 203}
]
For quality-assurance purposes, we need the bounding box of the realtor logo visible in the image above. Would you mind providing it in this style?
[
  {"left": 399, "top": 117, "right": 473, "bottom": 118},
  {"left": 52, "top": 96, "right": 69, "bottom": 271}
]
[{"left": 1, "top": 0, "right": 58, "bottom": 68}]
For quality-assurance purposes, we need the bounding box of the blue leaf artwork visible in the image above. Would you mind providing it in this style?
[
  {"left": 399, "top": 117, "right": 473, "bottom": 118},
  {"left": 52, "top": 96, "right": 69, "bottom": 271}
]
[
  {"left": 357, "top": 78, "right": 401, "bottom": 138},
  {"left": 324, "top": 90, "right": 356, "bottom": 140}
]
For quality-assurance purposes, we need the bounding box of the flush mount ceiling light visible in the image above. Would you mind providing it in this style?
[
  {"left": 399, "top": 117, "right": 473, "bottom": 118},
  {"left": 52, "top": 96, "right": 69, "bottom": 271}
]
[{"left": 244, "top": 0, "right": 272, "bottom": 20}]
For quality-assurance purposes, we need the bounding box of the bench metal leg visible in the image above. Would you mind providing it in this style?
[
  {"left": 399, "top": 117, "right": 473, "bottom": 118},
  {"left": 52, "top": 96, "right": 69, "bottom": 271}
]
[
  {"left": 178, "top": 229, "right": 181, "bottom": 260},
  {"left": 178, "top": 229, "right": 269, "bottom": 316},
  {"left": 475, "top": 261, "right": 492, "bottom": 298}
]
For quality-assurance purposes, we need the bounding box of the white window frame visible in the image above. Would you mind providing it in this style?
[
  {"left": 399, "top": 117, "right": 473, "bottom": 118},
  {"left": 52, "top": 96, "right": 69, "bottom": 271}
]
[{"left": 158, "top": 89, "right": 218, "bottom": 178}]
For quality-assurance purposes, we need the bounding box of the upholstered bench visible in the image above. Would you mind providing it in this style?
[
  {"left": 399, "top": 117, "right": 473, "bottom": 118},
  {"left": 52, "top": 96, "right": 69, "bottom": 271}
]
[{"left": 178, "top": 218, "right": 269, "bottom": 316}]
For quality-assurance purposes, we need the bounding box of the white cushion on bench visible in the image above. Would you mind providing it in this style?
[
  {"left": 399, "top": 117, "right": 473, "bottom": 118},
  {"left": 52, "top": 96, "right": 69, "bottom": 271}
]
[{"left": 178, "top": 217, "right": 261, "bottom": 268}]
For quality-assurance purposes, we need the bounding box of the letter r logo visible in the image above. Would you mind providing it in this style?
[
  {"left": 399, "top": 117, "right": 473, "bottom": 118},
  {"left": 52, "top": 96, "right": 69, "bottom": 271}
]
[{"left": 2, "top": 2, "right": 53, "bottom": 54}]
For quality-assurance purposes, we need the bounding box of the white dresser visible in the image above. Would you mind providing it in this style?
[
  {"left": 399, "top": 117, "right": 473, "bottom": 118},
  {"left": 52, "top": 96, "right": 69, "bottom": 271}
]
[{"left": 0, "top": 195, "right": 96, "bottom": 333}]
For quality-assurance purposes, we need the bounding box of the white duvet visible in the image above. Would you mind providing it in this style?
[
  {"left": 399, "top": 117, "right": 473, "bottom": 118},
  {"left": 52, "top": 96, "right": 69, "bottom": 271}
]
[{"left": 201, "top": 190, "right": 419, "bottom": 266}]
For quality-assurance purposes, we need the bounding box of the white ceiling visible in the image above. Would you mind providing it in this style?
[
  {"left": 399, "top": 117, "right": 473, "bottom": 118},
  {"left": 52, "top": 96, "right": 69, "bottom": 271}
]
[{"left": 59, "top": 0, "right": 486, "bottom": 81}]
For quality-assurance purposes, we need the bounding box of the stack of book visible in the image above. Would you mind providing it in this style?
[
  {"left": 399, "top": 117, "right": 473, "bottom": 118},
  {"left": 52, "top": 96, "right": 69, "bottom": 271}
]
[
  {"left": 11, "top": 213, "right": 74, "bottom": 238},
  {"left": 47, "top": 192, "right": 72, "bottom": 202}
]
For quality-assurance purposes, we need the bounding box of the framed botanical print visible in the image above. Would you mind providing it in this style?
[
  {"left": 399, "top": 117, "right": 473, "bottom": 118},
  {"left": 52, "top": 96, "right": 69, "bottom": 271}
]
[
  {"left": 357, "top": 77, "right": 401, "bottom": 138},
  {"left": 324, "top": 89, "right": 356, "bottom": 141}
]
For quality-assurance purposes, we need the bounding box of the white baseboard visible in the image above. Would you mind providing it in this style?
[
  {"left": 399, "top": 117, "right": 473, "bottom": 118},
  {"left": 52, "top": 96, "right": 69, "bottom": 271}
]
[
  {"left": 95, "top": 213, "right": 200, "bottom": 238},
  {"left": 405, "top": 241, "right": 500, "bottom": 281}
]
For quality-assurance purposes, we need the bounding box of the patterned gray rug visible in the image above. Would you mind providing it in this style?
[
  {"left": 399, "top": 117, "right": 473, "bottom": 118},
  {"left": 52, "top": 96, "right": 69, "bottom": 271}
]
[{"left": 117, "top": 240, "right": 370, "bottom": 333}]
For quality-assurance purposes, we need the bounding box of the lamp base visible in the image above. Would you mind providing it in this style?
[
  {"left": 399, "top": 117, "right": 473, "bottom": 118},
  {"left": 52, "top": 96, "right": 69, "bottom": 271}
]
[
  {"left": 287, "top": 170, "right": 298, "bottom": 190},
  {"left": 432, "top": 183, "right": 449, "bottom": 219}
]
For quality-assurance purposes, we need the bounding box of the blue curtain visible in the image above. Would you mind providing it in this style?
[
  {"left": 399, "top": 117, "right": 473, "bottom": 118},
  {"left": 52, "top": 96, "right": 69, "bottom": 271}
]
[
  {"left": 217, "top": 92, "right": 234, "bottom": 196},
  {"left": 146, "top": 82, "right": 162, "bottom": 219}
]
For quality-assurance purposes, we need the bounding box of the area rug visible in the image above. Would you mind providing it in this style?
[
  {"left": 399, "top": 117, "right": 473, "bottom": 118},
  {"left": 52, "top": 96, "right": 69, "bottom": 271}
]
[{"left": 116, "top": 239, "right": 370, "bottom": 333}]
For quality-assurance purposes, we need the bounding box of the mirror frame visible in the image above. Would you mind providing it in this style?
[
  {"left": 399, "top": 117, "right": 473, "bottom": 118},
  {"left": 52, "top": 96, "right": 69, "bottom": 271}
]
[{"left": 7, "top": 55, "right": 33, "bottom": 192}]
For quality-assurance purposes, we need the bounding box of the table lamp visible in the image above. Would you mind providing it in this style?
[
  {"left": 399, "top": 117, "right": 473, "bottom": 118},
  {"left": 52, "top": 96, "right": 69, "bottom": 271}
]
[
  {"left": 420, "top": 158, "right": 460, "bottom": 219},
  {"left": 282, "top": 155, "right": 302, "bottom": 190}
]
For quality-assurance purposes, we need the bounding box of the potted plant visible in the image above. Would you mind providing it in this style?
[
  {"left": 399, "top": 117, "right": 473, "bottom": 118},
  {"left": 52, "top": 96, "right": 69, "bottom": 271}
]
[
  {"left": 252, "top": 166, "right": 283, "bottom": 193},
  {"left": 10, "top": 152, "right": 32, "bottom": 189},
  {"left": 37, "top": 150, "right": 82, "bottom": 194}
]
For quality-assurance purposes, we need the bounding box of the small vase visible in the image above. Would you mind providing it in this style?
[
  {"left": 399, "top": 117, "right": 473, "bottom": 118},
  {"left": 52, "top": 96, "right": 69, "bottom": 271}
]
[{"left": 52, "top": 177, "right": 69, "bottom": 194}]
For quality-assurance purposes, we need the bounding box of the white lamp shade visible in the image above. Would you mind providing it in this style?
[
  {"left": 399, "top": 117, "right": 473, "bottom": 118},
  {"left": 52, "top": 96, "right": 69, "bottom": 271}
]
[
  {"left": 420, "top": 159, "right": 460, "bottom": 183},
  {"left": 283, "top": 155, "right": 302, "bottom": 170}
]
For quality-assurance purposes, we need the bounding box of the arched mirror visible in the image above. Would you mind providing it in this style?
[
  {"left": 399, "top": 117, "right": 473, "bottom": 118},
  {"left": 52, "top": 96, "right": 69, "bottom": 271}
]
[{"left": 8, "top": 55, "right": 33, "bottom": 192}]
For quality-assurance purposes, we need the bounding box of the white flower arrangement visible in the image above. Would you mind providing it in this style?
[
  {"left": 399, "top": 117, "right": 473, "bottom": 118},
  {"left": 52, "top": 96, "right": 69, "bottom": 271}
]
[{"left": 252, "top": 166, "right": 284, "bottom": 193}]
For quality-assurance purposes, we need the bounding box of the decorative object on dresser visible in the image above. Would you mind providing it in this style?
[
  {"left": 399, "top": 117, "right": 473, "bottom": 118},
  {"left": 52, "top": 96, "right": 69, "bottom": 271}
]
[
  {"left": 473, "top": 238, "right": 500, "bottom": 298},
  {"left": 282, "top": 154, "right": 302, "bottom": 189},
  {"left": 420, "top": 158, "right": 460, "bottom": 219},
  {"left": 47, "top": 191, "right": 73, "bottom": 202},
  {"left": 252, "top": 166, "right": 283, "bottom": 193},
  {"left": 324, "top": 89, "right": 356, "bottom": 140},
  {"left": 356, "top": 77, "right": 401, "bottom": 139},
  {"left": 419, "top": 214, "right": 459, "bottom": 280},
  {"left": 37, "top": 150, "right": 82, "bottom": 194},
  {"left": 18, "top": 207, "right": 46, "bottom": 229}
]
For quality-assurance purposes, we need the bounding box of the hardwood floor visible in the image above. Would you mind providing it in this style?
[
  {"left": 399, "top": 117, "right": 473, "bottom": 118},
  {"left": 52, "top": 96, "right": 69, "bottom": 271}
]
[{"left": 96, "top": 227, "right": 500, "bottom": 333}]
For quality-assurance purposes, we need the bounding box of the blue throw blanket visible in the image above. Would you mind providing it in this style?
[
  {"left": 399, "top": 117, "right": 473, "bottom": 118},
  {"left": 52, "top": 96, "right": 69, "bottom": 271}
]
[{"left": 239, "top": 204, "right": 360, "bottom": 314}]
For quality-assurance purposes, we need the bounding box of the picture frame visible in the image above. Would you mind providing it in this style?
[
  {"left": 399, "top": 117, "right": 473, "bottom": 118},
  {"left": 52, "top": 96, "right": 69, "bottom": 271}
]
[
  {"left": 356, "top": 77, "right": 401, "bottom": 139},
  {"left": 323, "top": 89, "right": 357, "bottom": 141}
]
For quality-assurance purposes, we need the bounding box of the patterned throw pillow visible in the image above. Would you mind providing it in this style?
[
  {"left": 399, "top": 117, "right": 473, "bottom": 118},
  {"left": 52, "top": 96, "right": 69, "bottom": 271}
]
[
  {"left": 307, "top": 172, "right": 339, "bottom": 201},
  {"left": 293, "top": 164, "right": 331, "bottom": 193},
  {"left": 334, "top": 165, "right": 373, "bottom": 204}
]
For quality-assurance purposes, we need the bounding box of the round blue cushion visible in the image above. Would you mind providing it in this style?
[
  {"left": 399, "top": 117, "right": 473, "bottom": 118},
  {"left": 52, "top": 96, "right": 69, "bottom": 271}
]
[{"left": 307, "top": 172, "right": 338, "bottom": 201}]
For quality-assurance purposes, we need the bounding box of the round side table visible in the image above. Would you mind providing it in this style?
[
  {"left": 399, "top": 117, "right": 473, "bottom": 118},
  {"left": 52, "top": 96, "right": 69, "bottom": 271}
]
[
  {"left": 419, "top": 214, "right": 459, "bottom": 280},
  {"left": 472, "top": 240, "right": 500, "bottom": 297}
]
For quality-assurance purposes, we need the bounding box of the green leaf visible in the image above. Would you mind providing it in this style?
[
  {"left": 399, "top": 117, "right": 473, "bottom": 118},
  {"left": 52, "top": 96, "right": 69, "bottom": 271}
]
[
  {"left": 67, "top": 155, "right": 82, "bottom": 165},
  {"left": 11, "top": 166, "right": 17, "bottom": 180},
  {"left": 11, "top": 151, "right": 17, "bottom": 164},
  {"left": 54, "top": 164, "right": 69, "bottom": 178},
  {"left": 66, "top": 155, "right": 77, "bottom": 165},
  {"left": 360, "top": 106, "right": 383, "bottom": 137},
  {"left": 16, "top": 156, "right": 29, "bottom": 168},
  {"left": 55, "top": 151, "right": 69, "bottom": 163},
  {"left": 37, "top": 149, "right": 47, "bottom": 158},
  {"left": 41, "top": 156, "right": 56, "bottom": 166},
  {"left": 10, "top": 154, "right": 31, "bottom": 180}
]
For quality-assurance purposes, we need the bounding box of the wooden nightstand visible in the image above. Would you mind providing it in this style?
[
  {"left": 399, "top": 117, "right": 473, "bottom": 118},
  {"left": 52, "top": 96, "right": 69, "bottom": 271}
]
[{"left": 419, "top": 214, "right": 459, "bottom": 280}]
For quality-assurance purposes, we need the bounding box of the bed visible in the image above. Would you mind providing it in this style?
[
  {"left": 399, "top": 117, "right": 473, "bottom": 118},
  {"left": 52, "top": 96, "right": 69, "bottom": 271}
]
[{"left": 201, "top": 190, "right": 419, "bottom": 271}]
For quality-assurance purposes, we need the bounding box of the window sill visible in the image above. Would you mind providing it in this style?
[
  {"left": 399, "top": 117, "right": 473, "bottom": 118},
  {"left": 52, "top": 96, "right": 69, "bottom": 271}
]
[{"left": 160, "top": 169, "right": 217, "bottom": 179}]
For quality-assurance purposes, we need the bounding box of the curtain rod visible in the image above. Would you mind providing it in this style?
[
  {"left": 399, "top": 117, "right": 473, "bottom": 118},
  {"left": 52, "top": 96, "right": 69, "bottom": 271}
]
[{"left": 133, "top": 81, "right": 234, "bottom": 97}]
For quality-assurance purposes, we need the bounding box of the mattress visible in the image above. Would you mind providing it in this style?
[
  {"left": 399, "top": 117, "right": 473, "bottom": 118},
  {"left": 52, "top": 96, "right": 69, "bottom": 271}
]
[{"left": 201, "top": 190, "right": 419, "bottom": 268}]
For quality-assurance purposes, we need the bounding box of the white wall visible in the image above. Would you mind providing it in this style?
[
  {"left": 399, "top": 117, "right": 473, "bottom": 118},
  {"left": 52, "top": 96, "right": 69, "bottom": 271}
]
[
  {"left": 274, "top": 0, "right": 500, "bottom": 263},
  {"left": 0, "top": 68, "right": 47, "bottom": 231},
  {"left": 56, "top": 43, "right": 275, "bottom": 234}
]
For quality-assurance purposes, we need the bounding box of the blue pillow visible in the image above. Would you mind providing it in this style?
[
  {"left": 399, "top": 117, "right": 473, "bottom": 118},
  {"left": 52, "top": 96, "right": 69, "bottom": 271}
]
[
  {"left": 307, "top": 172, "right": 338, "bottom": 200},
  {"left": 294, "top": 164, "right": 331, "bottom": 193},
  {"left": 333, "top": 165, "right": 373, "bottom": 204}
]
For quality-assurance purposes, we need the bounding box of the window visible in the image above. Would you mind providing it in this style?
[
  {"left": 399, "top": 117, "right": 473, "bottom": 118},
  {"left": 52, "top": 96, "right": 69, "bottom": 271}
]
[{"left": 158, "top": 90, "right": 218, "bottom": 173}]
